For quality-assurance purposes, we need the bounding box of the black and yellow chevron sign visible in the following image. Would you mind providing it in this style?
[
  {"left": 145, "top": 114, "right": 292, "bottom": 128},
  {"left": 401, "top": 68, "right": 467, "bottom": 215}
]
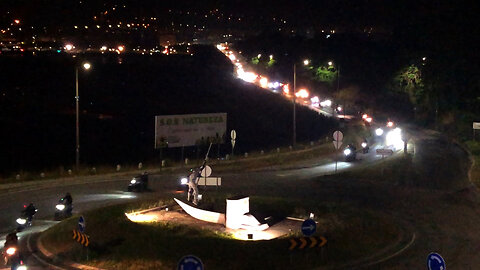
[
  {"left": 288, "top": 236, "right": 327, "bottom": 250},
  {"left": 72, "top": 229, "right": 89, "bottom": 247}
]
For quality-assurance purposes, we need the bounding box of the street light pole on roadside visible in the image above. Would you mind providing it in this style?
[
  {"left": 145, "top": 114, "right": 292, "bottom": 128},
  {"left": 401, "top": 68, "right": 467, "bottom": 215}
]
[
  {"left": 75, "top": 62, "right": 91, "bottom": 173},
  {"left": 293, "top": 64, "right": 296, "bottom": 148}
]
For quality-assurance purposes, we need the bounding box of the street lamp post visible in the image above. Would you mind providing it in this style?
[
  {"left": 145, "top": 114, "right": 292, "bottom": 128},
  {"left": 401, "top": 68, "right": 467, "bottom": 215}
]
[
  {"left": 75, "top": 62, "right": 91, "bottom": 173},
  {"left": 292, "top": 60, "right": 310, "bottom": 148},
  {"left": 293, "top": 64, "right": 296, "bottom": 148},
  {"left": 75, "top": 67, "right": 80, "bottom": 172}
]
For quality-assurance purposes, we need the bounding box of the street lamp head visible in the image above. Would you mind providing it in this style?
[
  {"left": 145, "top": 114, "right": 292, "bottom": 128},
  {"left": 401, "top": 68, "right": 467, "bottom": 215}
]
[
  {"left": 83, "top": 62, "right": 91, "bottom": 70},
  {"left": 303, "top": 59, "right": 310, "bottom": 66},
  {"left": 328, "top": 61, "right": 333, "bottom": 66}
]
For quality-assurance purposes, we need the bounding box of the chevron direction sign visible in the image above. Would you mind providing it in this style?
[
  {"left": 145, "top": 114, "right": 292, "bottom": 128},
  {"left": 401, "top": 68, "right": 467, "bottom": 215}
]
[
  {"left": 72, "top": 229, "right": 89, "bottom": 247},
  {"left": 288, "top": 236, "right": 327, "bottom": 250}
]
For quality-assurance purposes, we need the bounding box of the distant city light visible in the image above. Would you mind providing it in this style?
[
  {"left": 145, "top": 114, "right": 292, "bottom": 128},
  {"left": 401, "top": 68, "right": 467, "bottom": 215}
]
[
  {"left": 375, "top": 128, "right": 384, "bottom": 136},
  {"left": 283, "top": 84, "right": 289, "bottom": 94},
  {"left": 387, "top": 121, "right": 394, "bottom": 128},
  {"left": 228, "top": 54, "right": 236, "bottom": 61},
  {"left": 14, "top": 19, "right": 20, "bottom": 24},
  {"left": 422, "top": 57, "right": 427, "bottom": 61},
  {"left": 336, "top": 106, "right": 342, "bottom": 112},
  {"left": 362, "top": 114, "right": 368, "bottom": 119},
  {"left": 310, "top": 96, "right": 319, "bottom": 103},
  {"left": 100, "top": 45, "right": 107, "bottom": 51},
  {"left": 64, "top": 44, "right": 74, "bottom": 51},
  {"left": 117, "top": 45, "right": 125, "bottom": 52},
  {"left": 366, "top": 117, "right": 372, "bottom": 123}
]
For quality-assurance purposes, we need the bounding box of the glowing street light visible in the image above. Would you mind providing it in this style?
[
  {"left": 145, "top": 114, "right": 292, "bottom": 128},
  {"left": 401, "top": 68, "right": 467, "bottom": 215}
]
[
  {"left": 117, "top": 45, "right": 125, "bottom": 52},
  {"left": 75, "top": 62, "right": 92, "bottom": 172},
  {"left": 303, "top": 59, "right": 310, "bottom": 66},
  {"left": 375, "top": 128, "right": 384, "bottom": 136},
  {"left": 328, "top": 61, "right": 333, "bottom": 66},
  {"left": 14, "top": 19, "right": 20, "bottom": 24},
  {"left": 387, "top": 121, "right": 394, "bottom": 128}
]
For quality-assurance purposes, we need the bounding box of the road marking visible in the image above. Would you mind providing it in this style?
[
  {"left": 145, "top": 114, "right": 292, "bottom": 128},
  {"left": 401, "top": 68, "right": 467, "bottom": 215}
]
[
  {"left": 363, "top": 232, "right": 416, "bottom": 267},
  {"left": 27, "top": 233, "right": 66, "bottom": 270}
]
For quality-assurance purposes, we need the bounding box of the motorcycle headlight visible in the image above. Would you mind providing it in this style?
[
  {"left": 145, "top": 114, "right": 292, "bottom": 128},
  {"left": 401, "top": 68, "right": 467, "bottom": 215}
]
[
  {"left": 56, "top": 204, "right": 65, "bottom": 211},
  {"left": 6, "top": 247, "right": 16, "bottom": 255},
  {"left": 130, "top": 179, "right": 136, "bottom": 184},
  {"left": 361, "top": 142, "right": 367, "bottom": 148},
  {"left": 180, "top": 178, "right": 188, "bottom": 185},
  {"left": 16, "top": 218, "right": 26, "bottom": 225},
  {"left": 344, "top": 148, "right": 352, "bottom": 156}
]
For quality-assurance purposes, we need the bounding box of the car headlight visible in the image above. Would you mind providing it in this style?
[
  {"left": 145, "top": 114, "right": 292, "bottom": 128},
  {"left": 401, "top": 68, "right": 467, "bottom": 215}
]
[
  {"left": 344, "top": 148, "right": 352, "bottom": 156},
  {"left": 16, "top": 218, "right": 26, "bottom": 225},
  {"left": 130, "top": 179, "right": 136, "bottom": 184},
  {"left": 180, "top": 178, "right": 188, "bottom": 185},
  {"left": 6, "top": 247, "right": 16, "bottom": 255},
  {"left": 56, "top": 204, "right": 65, "bottom": 211},
  {"left": 361, "top": 142, "right": 367, "bottom": 148}
]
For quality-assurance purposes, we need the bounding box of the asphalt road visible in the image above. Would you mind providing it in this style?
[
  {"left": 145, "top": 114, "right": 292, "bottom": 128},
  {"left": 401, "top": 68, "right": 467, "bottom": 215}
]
[{"left": 0, "top": 145, "right": 389, "bottom": 269}]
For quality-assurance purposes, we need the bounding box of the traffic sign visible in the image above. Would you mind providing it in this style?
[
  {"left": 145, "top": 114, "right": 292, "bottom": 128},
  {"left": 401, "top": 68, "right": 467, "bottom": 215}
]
[
  {"left": 78, "top": 216, "right": 86, "bottom": 233},
  {"left": 333, "top": 140, "right": 343, "bottom": 149},
  {"left": 333, "top": 130, "right": 343, "bottom": 142},
  {"left": 201, "top": 165, "right": 212, "bottom": 177},
  {"left": 376, "top": 149, "right": 394, "bottom": 155},
  {"left": 288, "top": 236, "right": 327, "bottom": 250},
  {"left": 177, "top": 255, "right": 204, "bottom": 270},
  {"left": 72, "top": 229, "right": 89, "bottom": 247},
  {"left": 231, "top": 130, "right": 237, "bottom": 140},
  {"left": 427, "top": 252, "right": 446, "bottom": 270},
  {"left": 301, "top": 219, "right": 316, "bottom": 236}
]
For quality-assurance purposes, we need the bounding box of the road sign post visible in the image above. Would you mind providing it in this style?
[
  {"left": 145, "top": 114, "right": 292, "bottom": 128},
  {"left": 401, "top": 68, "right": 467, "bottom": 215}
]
[
  {"left": 231, "top": 130, "right": 237, "bottom": 157},
  {"left": 78, "top": 216, "right": 86, "bottom": 233},
  {"left": 177, "top": 255, "right": 204, "bottom": 270},
  {"left": 301, "top": 219, "right": 316, "bottom": 236},
  {"left": 427, "top": 252, "right": 446, "bottom": 270},
  {"left": 333, "top": 131, "right": 343, "bottom": 173}
]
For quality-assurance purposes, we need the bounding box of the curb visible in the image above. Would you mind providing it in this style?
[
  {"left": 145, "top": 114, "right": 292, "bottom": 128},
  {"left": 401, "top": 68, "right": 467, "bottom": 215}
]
[{"left": 35, "top": 232, "right": 105, "bottom": 270}]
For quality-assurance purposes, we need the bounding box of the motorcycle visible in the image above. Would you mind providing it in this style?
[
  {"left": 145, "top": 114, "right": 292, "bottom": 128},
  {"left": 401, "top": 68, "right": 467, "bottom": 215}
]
[
  {"left": 361, "top": 141, "right": 369, "bottom": 154},
  {"left": 128, "top": 173, "right": 149, "bottom": 192},
  {"left": 3, "top": 244, "right": 26, "bottom": 270},
  {"left": 16, "top": 205, "right": 37, "bottom": 232},
  {"left": 54, "top": 198, "right": 73, "bottom": 220},
  {"left": 343, "top": 144, "right": 357, "bottom": 162},
  {"left": 177, "top": 176, "right": 189, "bottom": 192}
]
